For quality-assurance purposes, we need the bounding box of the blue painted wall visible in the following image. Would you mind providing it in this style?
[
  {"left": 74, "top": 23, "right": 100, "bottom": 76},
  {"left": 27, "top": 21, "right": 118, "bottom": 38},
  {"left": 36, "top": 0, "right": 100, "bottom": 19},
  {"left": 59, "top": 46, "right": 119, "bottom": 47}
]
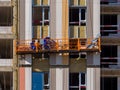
[{"left": 32, "top": 72, "right": 44, "bottom": 90}]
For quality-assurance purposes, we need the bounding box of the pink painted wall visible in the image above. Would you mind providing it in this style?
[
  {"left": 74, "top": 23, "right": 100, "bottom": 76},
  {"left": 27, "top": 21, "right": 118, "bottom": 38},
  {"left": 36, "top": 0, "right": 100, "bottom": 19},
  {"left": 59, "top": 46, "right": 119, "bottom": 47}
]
[{"left": 19, "top": 67, "right": 25, "bottom": 90}]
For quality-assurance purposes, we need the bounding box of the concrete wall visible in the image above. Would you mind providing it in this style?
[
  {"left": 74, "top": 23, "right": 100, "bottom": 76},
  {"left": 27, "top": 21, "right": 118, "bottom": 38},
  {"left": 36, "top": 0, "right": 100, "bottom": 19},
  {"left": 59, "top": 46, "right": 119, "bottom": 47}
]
[
  {"left": 86, "top": 0, "right": 100, "bottom": 38},
  {"left": 50, "top": 67, "right": 69, "bottom": 90},
  {"left": 87, "top": 67, "right": 100, "bottom": 90},
  {"left": 69, "top": 59, "right": 86, "bottom": 72}
]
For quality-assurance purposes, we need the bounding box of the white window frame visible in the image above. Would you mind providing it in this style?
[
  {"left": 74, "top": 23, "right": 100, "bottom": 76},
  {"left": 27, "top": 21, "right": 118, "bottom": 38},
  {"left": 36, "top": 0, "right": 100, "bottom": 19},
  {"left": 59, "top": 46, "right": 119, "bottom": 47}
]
[
  {"left": 79, "top": 73, "right": 86, "bottom": 90},
  {"left": 69, "top": 72, "right": 86, "bottom": 90},
  {"left": 69, "top": 7, "right": 86, "bottom": 26},
  {"left": 43, "top": 72, "right": 50, "bottom": 89}
]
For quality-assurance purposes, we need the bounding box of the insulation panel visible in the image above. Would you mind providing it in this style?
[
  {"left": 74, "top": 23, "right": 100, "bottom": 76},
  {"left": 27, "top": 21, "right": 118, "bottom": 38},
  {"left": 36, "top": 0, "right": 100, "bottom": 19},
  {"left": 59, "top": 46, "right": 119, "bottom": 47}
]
[
  {"left": 33, "top": 0, "right": 40, "bottom": 5},
  {"left": 79, "top": 26, "right": 86, "bottom": 38},
  {"left": 42, "top": 26, "right": 49, "bottom": 38},
  {"left": 42, "top": 0, "right": 49, "bottom": 5},
  {"left": 69, "top": 26, "right": 79, "bottom": 38},
  {"left": 70, "top": 0, "right": 78, "bottom": 6},
  {"left": 79, "top": 0, "right": 86, "bottom": 6},
  {"left": 32, "top": 26, "right": 41, "bottom": 39}
]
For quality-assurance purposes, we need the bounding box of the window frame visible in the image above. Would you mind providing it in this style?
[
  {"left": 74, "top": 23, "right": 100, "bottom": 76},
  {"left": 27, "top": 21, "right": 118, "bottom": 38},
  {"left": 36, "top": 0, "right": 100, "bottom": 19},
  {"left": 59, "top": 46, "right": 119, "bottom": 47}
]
[
  {"left": 69, "top": 7, "right": 86, "bottom": 26},
  {"left": 32, "top": 6, "right": 50, "bottom": 26},
  {"left": 69, "top": 72, "right": 86, "bottom": 90}
]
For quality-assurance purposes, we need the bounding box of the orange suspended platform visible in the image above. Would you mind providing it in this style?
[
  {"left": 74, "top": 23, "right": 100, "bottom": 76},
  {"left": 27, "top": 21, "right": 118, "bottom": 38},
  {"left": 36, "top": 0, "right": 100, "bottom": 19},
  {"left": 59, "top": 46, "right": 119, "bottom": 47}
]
[{"left": 15, "top": 38, "right": 101, "bottom": 54}]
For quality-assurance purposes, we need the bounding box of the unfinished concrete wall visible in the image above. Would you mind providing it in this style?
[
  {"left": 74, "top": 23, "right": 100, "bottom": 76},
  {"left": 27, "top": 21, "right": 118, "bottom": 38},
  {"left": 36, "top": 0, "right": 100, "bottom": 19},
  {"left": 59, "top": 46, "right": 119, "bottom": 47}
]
[
  {"left": 0, "top": 0, "right": 11, "bottom": 6},
  {"left": 69, "top": 59, "right": 86, "bottom": 72},
  {"left": 118, "top": 77, "right": 120, "bottom": 90},
  {"left": 32, "top": 59, "right": 49, "bottom": 72},
  {"left": 19, "top": 0, "right": 25, "bottom": 40}
]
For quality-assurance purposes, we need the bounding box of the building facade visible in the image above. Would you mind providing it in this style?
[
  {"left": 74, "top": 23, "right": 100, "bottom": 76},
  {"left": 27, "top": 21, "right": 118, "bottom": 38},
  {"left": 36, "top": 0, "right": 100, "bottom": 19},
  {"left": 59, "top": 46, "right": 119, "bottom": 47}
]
[
  {"left": 101, "top": 0, "right": 120, "bottom": 90},
  {"left": 1, "top": 0, "right": 120, "bottom": 90}
]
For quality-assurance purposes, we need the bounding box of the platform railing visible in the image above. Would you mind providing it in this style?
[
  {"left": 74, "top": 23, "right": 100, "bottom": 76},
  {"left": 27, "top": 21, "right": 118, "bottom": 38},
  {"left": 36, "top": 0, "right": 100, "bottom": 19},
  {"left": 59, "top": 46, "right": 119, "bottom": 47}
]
[{"left": 16, "top": 38, "right": 100, "bottom": 53}]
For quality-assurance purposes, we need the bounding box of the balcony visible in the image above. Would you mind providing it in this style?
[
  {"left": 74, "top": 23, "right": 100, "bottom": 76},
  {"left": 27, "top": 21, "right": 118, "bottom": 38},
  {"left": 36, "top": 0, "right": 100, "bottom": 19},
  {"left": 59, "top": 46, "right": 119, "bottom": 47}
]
[
  {"left": 0, "top": 0, "right": 11, "bottom": 6},
  {"left": 101, "top": 0, "right": 120, "bottom": 13},
  {"left": 101, "top": 0, "right": 120, "bottom": 5},
  {"left": 16, "top": 38, "right": 100, "bottom": 54}
]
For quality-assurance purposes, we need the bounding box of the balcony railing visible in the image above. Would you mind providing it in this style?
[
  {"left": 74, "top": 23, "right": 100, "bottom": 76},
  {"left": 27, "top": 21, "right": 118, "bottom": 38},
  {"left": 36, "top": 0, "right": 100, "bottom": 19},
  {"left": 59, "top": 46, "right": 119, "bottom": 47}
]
[
  {"left": 101, "top": 0, "right": 120, "bottom": 4},
  {"left": 16, "top": 38, "right": 101, "bottom": 54},
  {"left": 101, "top": 25, "right": 118, "bottom": 36},
  {"left": 101, "top": 57, "right": 120, "bottom": 68}
]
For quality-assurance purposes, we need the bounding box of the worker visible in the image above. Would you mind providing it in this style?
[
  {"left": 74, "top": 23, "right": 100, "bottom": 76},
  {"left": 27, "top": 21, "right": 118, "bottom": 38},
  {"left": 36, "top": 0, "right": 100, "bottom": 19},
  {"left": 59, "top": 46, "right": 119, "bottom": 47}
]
[
  {"left": 30, "top": 41, "right": 35, "bottom": 50},
  {"left": 34, "top": 40, "right": 39, "bottom": 52},
  {"left": 44, "top": 37, "right": 50, "bottom": 50}
]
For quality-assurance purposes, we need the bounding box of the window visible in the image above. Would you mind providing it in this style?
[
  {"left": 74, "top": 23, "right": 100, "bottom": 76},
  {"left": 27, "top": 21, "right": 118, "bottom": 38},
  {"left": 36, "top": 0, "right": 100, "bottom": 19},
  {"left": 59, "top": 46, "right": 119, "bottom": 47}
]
[
  {"left": 101, "top": 14, "right": 117, "bottom": 36},
  {"left": 101, "top": 45, "right": 117, "bottom": 68},
  {"left": 0, "top": 7, "right": 13, "bottom": 26},
  {"left": 69, "top": 73, "right": 86, "bottom": 90},
  {"left": 101, "top": 0, "right": 117, "bottom": 4},
  {"left": 0, "top": 39, "right": 13, "bottom": 59},
  {"left": 101, "top": 77, "right": 117, "bottom": 90},
  {"left": 32, "top": 7, "right": 49, "bottom": 26},
  {"left": 0, "top": 72, "right": 13, "bottom": 90},
  {"left": 44, "top": 72, "right": 49, "bottom": 89},
  {"left": 69, "top": 8, "right": 86, "bottom": 26}
]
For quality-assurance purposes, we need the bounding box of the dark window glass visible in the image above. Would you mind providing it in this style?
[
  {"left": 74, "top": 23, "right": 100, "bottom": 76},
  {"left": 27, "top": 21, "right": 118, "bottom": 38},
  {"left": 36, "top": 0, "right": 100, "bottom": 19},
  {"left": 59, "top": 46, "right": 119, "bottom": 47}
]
[
  {"left": 101, "top": 14, "right": 117, "bottom": 25},
  {"left": 0, "top": 7, "right": 13, "bottom": 26},
  {"left": 81, "top": 73, "right": 85, "bottom": 84},
  {"left": 101, "top": 45, "right": 117, "bottom": 68},
  {"left": 69, "top": 8, "right": 79, "bottom": 25},
  {"left": 81, "top": 9, "right": 85, "bottom": 20},
  {"left": 69, "top": 73, "right": 79, "bottom": 86},
  {"left": 32, "top": 7, "right": 49, "bottom": 25},
  {"left": 101, "top": 77, "right": 117, "bottom": 90},
  {"left": 0, "top": 39, "right": 13, "bottom": 59}
]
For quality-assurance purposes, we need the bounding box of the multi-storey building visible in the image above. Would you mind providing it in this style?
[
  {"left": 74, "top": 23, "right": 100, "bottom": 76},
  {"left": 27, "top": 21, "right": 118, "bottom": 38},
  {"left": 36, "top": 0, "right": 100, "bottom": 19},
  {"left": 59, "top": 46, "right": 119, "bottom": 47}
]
[
  {"left": 0, "top": 0, "right": 101, "bottom": 90},
  {"left": 101, "top": 0, "right": 120, "bottom": 90},
  {"left": 0, "top": 0, "right": 18, "bottom": 90}
]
